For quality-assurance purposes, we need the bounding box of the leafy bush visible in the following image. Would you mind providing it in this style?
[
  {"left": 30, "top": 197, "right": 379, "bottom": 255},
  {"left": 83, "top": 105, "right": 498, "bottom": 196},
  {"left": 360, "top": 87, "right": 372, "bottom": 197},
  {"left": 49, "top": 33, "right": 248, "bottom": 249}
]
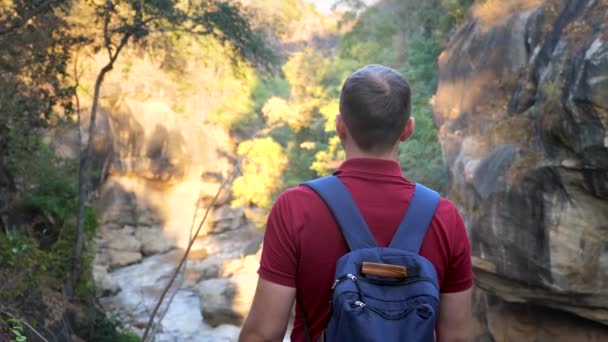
[
  {"left": 232, "top": 137, "right": 288, "bottom": 209},
  {"left": 0, "top": 316, "right": 27, "bottom": 342},
  {"left": 0, "top": 138, "right": 106, "bottom": 338},
  {"left": 74, "top": 310, "right": 141, "bottom": 342}
]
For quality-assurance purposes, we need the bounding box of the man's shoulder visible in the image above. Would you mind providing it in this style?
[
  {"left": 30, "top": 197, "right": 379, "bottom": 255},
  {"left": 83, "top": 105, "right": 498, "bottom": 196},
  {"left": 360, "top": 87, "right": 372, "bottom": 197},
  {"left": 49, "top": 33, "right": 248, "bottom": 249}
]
[
  {"left": 434, "top": 197, "right": 462, "bottom": 220},
  {"left": 429, "top": 196, "right": 468, "bottom": 243},
  {"left": 276, "top": 184, "right": 319, "bottom": 204},
  {"left": 410, "top": 182, "right": 462, "bottom": 223},
  {"left": 270, "top": 183, "right": 324, "bottom": 215},
  {"left": 265, "top": 183, "right": 330, "bottom": 236}
]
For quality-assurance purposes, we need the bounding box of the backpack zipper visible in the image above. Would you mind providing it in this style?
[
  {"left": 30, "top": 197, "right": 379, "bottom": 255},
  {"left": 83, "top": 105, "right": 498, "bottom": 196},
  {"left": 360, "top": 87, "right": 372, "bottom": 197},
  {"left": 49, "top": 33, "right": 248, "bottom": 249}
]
[
  {"left": 348, "top": 298, "right": 433, "bottom": 320},
  {"left": 332, "top": 273, "right": 358, "bottom": 290},
  {"left": 356, "top": 302, "right": 433, "bottom": 320},
  {"left": 359, "top": 275, "right": 437, "bottom": 290},
  {"left": 332, "top": 273, "right": 366, "bottom": 300},
  {"left": 333, "top": 274, "right": 437, "bottom": 290}
]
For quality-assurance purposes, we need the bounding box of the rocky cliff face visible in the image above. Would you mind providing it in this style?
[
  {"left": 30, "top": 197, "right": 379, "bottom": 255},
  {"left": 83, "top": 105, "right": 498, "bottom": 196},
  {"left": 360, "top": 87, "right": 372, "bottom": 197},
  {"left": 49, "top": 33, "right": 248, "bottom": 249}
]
[{"left": 433, "top": 0, "right": 608, "bottom": 338}]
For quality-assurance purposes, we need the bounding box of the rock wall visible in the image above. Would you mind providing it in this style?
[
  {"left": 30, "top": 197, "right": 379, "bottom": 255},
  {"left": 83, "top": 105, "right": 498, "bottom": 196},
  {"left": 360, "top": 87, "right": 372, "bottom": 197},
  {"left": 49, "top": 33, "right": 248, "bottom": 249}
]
[{"left": 433, "top": 0, "right": 608, "bottom": 338}]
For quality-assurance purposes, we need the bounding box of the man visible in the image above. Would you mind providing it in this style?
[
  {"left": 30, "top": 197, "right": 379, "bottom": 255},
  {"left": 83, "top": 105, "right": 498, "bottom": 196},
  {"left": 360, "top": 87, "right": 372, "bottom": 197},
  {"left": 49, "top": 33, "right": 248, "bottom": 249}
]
[{"left": 239, "top": 65, "right": 473, "bottom": 342}]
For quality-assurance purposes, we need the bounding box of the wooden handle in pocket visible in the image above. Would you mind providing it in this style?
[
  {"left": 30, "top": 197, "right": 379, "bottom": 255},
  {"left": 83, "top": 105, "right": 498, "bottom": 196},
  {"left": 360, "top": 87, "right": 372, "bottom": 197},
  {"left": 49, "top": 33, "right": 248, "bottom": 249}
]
[{"left": 360, "top": 262, "right": 407, "bottom": 279}]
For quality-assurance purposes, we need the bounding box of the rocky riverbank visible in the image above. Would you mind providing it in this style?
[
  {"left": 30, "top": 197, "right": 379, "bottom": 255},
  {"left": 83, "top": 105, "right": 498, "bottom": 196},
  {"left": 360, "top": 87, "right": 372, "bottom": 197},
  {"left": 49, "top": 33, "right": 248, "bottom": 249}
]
[{"left": 92, "top": 182, "right": 272, "bottom": 340}]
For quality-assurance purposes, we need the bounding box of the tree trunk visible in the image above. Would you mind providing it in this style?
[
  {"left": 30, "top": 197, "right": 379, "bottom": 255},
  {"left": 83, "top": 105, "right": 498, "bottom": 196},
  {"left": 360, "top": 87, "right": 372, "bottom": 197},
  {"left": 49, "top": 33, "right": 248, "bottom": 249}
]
[
  {"left": 65, "top": 62, "right": 112, "bottom": 299},
  {"left": 65, "top": 28, "right": 130, "bottom": 299}
]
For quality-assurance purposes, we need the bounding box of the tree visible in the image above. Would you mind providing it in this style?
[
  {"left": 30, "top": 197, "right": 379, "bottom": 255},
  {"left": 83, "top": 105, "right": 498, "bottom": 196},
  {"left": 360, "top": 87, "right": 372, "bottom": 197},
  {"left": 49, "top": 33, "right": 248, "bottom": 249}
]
[
  {"left": 0, "top": 0, "right": 69, "bottom": 35},
  {"left": 246, "top": 0, "right": 305, "bottom": 36},
  {"left": 66, "top": 0, "right": 274, "bottom": 298},
  {"left": 0, "top": 0, "right": 77, "bottom": 235},
  {"left": 232, "top": 137, "right": 288, "bottom": 209}
]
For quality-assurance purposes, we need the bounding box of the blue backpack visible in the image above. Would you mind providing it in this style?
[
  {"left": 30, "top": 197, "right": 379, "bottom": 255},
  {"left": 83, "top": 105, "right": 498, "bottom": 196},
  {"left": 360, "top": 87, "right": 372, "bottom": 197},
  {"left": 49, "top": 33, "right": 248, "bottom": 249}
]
[{"left": 302, "top": 176, "right": 440, "bottom": 342}]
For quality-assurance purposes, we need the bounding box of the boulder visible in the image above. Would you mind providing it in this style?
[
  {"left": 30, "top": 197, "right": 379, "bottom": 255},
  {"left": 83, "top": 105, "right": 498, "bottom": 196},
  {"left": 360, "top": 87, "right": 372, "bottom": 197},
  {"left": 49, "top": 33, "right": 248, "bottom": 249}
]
[
  {"left": 473, "top": 288, "right": 608, "bottom": 341},
  {"left": 197, "top": 180, "right": 232, "bottom": 207},
  {"left": 92, "top": 265, "right": 119, "bottom": 296},
  {"left": 188, "top": 247, "right": 208, "bottom": 261},
  {"left": 434, "top": 0, "right": 608, "bottom": 327},
  {"left": 98, "top": 180, "right": 137, "bottom": 227},
  {"left": 209, "top": 205, "right": 246, "bottom": 234},
  {"left": 221, "top": 254, "right": 259, "bottom": 278},
  {"left": 94, "top": 248, "right": 112, "bottom": 267},
  {"left": 109, "top": 250, "right": 143, "bottom": 268},
  {"left": 191, "top": 256, "right": 223, "bottom": 280},
  {"left": 136, "top": 206, "right": 162, "bottom": 227},
  {"left": 136, "top": 227, "right": 176, "bottom": 255},
  {"left": 227, "top": 272, "right": 258, "bottom": 322},
  {"left": 198, "top": 278, "right": 242, "bottom": 326},
  {"left": 208, "top": 324, "right": 240, "bottom": 341},
  {"left": 197, "top": 252, "right": 260, "bottom": 327},
  {"left": 107, "top": 233, "right": 142, "bottom": 252}
]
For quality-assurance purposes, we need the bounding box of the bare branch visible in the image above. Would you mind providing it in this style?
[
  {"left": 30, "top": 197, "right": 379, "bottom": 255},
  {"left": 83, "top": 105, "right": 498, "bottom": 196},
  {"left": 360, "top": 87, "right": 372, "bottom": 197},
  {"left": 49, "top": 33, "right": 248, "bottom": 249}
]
[
  {"left": 103, "top": 0, "right": 113, "bottom": 60},
  {"left": 72, "top": 53, "right": 82, "bottom": 114},
  {"left": 149, "top": 26, "right": 213, "bottom": 36},
  {"left": 110, "top": 31, "right": 131, "bottom": 63},
  {"left": 141, "top": 15, "right": 163, "bottom": 26}
]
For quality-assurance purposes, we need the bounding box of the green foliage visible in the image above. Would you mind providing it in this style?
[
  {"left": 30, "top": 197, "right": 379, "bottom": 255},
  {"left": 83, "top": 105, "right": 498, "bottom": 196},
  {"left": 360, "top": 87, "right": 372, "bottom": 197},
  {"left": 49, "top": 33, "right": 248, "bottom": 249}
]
[
  {"left": 267, "top": 48, "right": 332, "bottom": 131},
  {"left": 0, "top": 233, "right": 45, "bottom": 270},
  {"left": 396, "top": 34, "right": 447, "bottom": 192},
  {"left": 318, "top": 0, "right": 474, "bottom": 193},
  {"left": 8, "top": 142, "right": 79, "bottom": 237},
  {"left": 441, "top": 0, "right": 475, "bottom": 28},
  {"left": 73, "top": 0, "right": 274, "bottom": 69},
  {"left": 74, "top": 310, "right": 141, "bottom": 342},
  {"left": 252, "top": 76, "right": 290, "bottom": 114},
  {"left": 398, "top": 109, "right": 447, "bottom": 191},
  {"left": 0, "top": 0, "right": 76, "bottom": 166},
  {"left": 12, "top": 144, "right": 77, "bottom": 218},
  {"left": 256, "top": 48, "right": 356, "bottom": 188},
  {"left": 281, "top": 123, "right": 325, "bottom": 187},
  {"left": 0, "top": 141, "right": 111, "bottom": 337},
  {"left": 0, "top": 140, "right": 98, "bottom": 294},
  {"left": 232, "top": 137, "right": 288, "bottom": 209},
  {"left": 247, "top": 0, "right": 306, "bottom": 35},
  {"left": 339, "top": 7, "right": 399, "bottom": 65},
  {"left": 199, "top": 1, "right": 276, "bottom": 69},
  {"left": 400, "top": 35, "right": 444, "bottom": 93},
  {"left": 7, "top": 318, "right": 26, "bottom": 342},
  {"left": 311, "top": 135, "right": 344, "bottom": 175}
]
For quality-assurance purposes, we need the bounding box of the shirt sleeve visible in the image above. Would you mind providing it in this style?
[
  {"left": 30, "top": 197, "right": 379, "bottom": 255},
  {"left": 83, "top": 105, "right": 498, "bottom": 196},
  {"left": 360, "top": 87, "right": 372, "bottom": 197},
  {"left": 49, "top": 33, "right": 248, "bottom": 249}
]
[
  {"left": 257, "top": 191, "right": 298, "bottom": 288},
  {"left": 441, "top": 202, "right": 474, "bottom": 293}
]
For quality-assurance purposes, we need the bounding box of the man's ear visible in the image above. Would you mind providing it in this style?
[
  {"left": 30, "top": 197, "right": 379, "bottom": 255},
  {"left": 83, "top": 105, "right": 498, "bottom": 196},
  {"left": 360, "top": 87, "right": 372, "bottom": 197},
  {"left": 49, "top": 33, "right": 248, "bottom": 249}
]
[
  {"left": 336, "top": 114, "right": 348, "bottom": 140},
  {"left": 399, "top": 117, "right": 415, "bottom": 142}
]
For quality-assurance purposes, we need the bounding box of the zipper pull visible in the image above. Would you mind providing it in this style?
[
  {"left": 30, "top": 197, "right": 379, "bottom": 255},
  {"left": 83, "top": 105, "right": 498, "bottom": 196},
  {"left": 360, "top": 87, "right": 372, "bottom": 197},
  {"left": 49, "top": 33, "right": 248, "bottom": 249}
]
[{"left": 353, "top": 300, "right": 365, "bottom": 308}]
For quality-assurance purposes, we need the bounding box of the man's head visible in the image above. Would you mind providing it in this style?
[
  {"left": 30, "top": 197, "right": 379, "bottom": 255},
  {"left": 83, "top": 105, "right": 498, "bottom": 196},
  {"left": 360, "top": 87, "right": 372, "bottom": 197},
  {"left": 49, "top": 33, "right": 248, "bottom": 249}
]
[{"left": 338, "top": 65, "right": 413, "bottom": 156}]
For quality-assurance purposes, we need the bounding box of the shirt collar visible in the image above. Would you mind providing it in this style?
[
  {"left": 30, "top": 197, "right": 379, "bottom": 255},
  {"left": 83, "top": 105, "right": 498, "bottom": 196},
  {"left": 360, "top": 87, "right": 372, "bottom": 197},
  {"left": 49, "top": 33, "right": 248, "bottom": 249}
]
[{"left": 334, "top": 158, "right": 404, "bottom": 178}]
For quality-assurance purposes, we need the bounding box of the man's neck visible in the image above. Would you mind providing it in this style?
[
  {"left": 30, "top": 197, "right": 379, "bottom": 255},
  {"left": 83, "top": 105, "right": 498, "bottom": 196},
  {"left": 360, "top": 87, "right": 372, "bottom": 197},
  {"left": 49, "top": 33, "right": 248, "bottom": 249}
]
[{"left": 344, "top": 149, "right": 399, "bottom": 162}]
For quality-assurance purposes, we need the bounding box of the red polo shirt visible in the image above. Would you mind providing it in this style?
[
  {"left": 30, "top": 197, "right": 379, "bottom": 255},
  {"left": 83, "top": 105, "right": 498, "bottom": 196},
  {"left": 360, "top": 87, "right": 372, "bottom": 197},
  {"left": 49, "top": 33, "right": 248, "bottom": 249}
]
[{"left": 258, "top": 158, "right": 473, "bottom": 341}]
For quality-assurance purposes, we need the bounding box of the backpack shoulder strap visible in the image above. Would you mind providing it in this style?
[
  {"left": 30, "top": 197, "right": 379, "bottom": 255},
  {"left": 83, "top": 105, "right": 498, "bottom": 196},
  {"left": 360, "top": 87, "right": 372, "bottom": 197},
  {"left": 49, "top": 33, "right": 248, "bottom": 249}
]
[
  {"left": 389, "top": 183, "right": 440, "bottom": 253},
  {"left": 302, "top": 176, "right": 377, "bottom": 251}
]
